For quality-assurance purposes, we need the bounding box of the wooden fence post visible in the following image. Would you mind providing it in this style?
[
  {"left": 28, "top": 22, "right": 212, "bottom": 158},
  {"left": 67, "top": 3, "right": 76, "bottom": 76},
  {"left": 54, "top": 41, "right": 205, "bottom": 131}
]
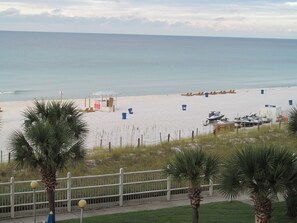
[
  {"left": 120, "top": 137, "right": 122, "bottom": 148},
  {"left": 179, "top": 130, "right": 181, "bottom": 140},
  {"left": 138, "top": 138, "right": 140, "bottom": 147},
  {"left": 109, "top": 142, "right": 111, "bottom": 153},
  {"left": 191, "top": 131, "right": 194, "bottom": 141},
  {"left": 167, "top": 134, "right": 170, "bottom": 142},
  {"left": 159, "top": 132, "right": 162, "bottom": 143},
  {"left": 141, "top": 135, "right": 143, "bottom": 146}
]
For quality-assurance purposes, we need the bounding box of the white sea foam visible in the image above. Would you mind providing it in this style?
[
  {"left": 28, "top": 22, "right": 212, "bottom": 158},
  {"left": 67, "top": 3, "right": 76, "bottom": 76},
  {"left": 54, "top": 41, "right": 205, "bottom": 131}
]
[{"left": 0, "top": 91, "right": 15, "bottom": 95}]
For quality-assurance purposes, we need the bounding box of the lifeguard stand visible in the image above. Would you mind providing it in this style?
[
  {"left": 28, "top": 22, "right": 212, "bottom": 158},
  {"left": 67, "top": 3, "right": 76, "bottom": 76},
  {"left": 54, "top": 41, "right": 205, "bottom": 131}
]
[{"left": 92, "top": 91, "right": 117, "bottom": 112}]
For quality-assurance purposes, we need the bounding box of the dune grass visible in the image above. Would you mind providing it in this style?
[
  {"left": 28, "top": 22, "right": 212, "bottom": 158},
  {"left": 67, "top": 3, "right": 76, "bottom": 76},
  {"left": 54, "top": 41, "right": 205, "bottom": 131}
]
[
  {"left": 59, "top": 201, "right": 296, "bottom": 223},
  {"left": 1, "top": 123, "right": 297, "bottom": 182}
]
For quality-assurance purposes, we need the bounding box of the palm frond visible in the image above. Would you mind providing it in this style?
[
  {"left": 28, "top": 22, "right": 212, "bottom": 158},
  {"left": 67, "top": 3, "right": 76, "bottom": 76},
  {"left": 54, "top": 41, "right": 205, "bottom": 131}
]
[
  {"left": 10, "top": 130, "right": 40, "bottom": 169},
  {"left": 10, "top": 99, "right": 88, "bottom": 172},
  {"left": 219, "top": 144, "right": 296, "bottom": 202},
  {"left": 164, "top": 147, "right": 219, "bottom": 187},
  {"left": 218, "top": 168, "right": 242, "bottom": 199}
]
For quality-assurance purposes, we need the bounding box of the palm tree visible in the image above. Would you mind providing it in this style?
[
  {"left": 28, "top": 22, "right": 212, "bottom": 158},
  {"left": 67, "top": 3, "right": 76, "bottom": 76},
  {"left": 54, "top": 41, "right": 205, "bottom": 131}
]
[
  {"left": 164, "top": 147, "right": 219, "bottom": 223},
  {"left": 10, "top": 100, "right": 88, "bottom": 220},
  {"left": 219, "top": 145, "right": 297, "bottom": 223}
]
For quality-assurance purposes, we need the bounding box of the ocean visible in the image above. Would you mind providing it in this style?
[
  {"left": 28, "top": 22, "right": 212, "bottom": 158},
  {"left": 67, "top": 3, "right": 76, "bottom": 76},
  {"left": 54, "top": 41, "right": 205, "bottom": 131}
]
[{"left": 0, "top": 31, "right": 297, "bottom": 101}]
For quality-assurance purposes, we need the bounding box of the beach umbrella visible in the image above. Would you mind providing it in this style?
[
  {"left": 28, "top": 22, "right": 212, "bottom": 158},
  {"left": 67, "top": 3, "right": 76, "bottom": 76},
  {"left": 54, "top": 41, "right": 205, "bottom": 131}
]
[{"left": 47, "top": 211, "right": 55, "bottom": 223}]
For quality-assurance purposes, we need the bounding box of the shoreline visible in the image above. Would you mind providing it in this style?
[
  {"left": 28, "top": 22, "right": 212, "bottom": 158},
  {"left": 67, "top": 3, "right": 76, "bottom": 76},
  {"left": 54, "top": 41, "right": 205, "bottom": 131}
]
[
  {"left": 1, "top": 85, "right": 297, "bottom": 103},
  {"left": 0, "top": 86, "right": 297, "bottom": 161}
]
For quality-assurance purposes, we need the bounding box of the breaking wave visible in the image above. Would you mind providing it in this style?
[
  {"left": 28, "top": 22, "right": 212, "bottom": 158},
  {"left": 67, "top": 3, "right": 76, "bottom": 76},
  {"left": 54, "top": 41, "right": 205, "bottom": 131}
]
[{"left": 0, "top": 90, "right": 33, "bottom": 95}]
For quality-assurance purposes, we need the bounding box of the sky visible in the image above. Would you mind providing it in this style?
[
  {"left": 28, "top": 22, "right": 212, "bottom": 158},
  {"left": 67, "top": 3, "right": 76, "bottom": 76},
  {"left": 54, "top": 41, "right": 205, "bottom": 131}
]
[{"left": 0, "top": 0, "right": 297, "bottom": 39}]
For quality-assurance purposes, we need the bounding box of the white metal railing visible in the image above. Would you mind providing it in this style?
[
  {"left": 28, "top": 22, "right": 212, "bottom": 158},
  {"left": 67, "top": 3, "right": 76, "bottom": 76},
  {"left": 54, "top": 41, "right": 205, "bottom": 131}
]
[{"left": 0, "top": 168, "right": 217, "bottom": 219}]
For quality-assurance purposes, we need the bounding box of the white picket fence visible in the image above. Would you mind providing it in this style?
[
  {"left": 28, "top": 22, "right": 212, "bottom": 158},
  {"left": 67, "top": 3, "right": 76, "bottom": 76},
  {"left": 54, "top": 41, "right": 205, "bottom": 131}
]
[{"left": 0, "top": 168, "right": 217, "bottom": 219}]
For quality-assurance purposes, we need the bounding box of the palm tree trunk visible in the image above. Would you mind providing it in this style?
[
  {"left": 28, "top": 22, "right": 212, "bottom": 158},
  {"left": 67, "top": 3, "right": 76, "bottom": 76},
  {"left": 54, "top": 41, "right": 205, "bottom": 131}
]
[
  {"left": 189, "top": 187, "right": 202, "bottom": 223},
  {"left": 41, "top": 169, "right": 57, "bottom": 219},
  {"left": 192, "top": 207, "right": 199, "bottom": 223},
  {"left": 47, "top": 189, "right": 55, "bottom": 214},
  {"left": 253, "top": 196, "right": 272, "bottom": 223}
]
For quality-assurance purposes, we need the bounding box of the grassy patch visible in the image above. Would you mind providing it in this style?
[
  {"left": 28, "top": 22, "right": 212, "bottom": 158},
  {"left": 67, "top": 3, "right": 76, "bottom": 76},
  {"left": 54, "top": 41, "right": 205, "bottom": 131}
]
[{"left": 59, "top": 201, "right": 296, "bottom": 223}]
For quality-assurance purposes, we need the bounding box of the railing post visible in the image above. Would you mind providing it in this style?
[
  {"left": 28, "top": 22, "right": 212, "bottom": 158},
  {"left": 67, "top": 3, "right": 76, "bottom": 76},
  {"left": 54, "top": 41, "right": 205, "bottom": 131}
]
[
  {"left": 167, "top": 175, "right": 171, "bottom": 201},
  {"left": 119, "top": 168, "right": 124, "bottom": 206},
  {"left": 209, "top": 177, "right": 213, "bottom": 196},
  {"left": 67, "top": 172, "right": 72, "bottom": 212},
  {"left": 10, "top": 177, "right": 15, "bottom": 218}
]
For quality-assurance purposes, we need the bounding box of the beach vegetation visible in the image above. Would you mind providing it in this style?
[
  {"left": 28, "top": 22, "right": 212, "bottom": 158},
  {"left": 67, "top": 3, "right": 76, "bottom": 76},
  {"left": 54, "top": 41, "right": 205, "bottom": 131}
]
[
  {"left": 9, "top": 100, "right": 88, "bottom": 221},
  {"left": 285, "top": 188, "right": 297, "bottom": 218},
  {"left": 219, "top": 145, "right": 297, "bottom": 223},
  {"left": 1, "top": 124, "right": 297, "bottom": 181},
  {"left": 288, "top": 105, "right": 297, "bottom": 135},
  {"left": 164, "top": 147, "right": 220, "bottom": 223},
  {"left": 285, "top": 106, "right": 297, "bottom": 218}
]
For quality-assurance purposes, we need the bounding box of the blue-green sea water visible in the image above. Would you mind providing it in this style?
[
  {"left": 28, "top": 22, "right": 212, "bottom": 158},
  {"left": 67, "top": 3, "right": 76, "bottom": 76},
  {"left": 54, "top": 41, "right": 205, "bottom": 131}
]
[{"left": 0, "top": 31, "right": 297, "bottom": 101}]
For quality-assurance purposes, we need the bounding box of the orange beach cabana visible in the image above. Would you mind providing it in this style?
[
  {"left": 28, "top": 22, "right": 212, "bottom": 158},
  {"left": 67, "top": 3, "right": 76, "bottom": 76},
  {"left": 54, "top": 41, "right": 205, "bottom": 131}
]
[{"left": 92, "top": 91, "right": 117, "bottom": 112}]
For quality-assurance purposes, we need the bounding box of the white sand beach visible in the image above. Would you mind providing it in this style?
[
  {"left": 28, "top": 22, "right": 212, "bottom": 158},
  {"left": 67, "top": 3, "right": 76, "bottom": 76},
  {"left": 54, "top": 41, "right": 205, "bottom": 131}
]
[{"left": 0, "top": 86, "right": 296, "bottom": 162}]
